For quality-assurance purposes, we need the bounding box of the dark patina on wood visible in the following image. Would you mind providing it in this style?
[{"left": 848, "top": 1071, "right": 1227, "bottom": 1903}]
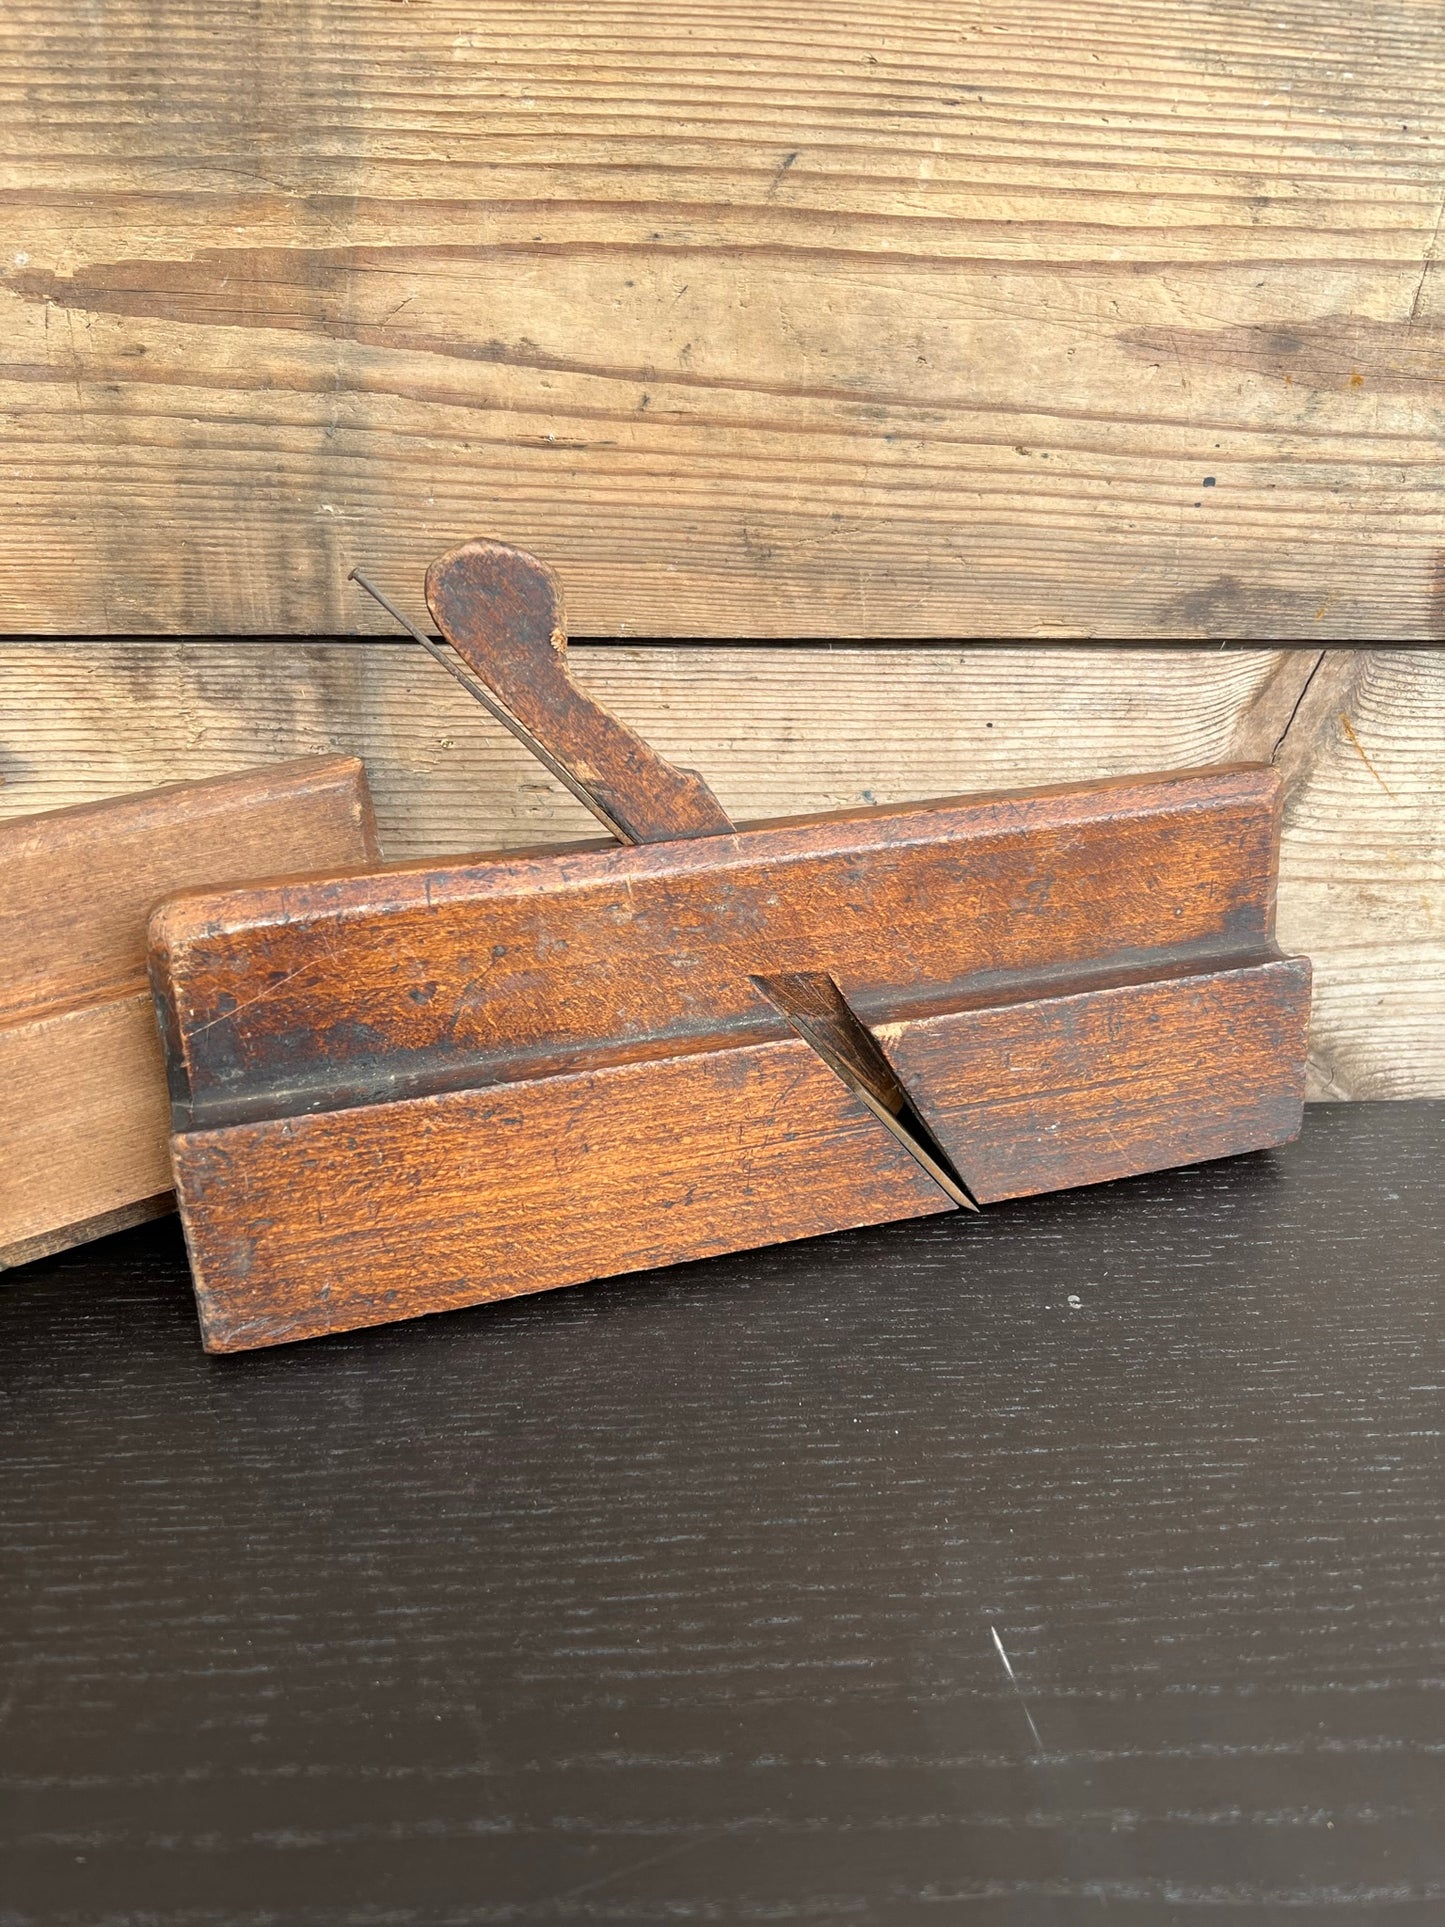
[
  {"left": 150, "top": 544, "right": 1310, "bottom": 1352},
  {"left": 426, "top": 540, "right": 732, "bottom": 844},
  {"left": 423, "top": 541, "right": 977, "bottom": 1208}
]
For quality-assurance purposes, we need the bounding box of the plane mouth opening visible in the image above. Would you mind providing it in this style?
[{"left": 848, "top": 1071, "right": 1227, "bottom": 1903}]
[{"left": 749, "top": 970, "right": 979, "bottom": 1213}]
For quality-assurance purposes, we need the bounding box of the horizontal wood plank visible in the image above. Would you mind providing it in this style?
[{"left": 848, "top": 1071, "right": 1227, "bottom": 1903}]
[
  {"left": 0, "top": 641, "right": 1291, "bottom": 849},
  {"left": 1, "top": 640, "right": 1439, "bottom": 1095},
  {"left": 1273, "top": 649, "right": 1445, "bottom": 1100},
  {"left": 2, "top": 2, "right": 1442, "bottom": 636}
]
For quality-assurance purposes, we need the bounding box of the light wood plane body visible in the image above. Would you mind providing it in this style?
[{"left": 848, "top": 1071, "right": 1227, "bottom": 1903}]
[{"left": 0, "top": 758, "right": 378, "bottom": 1266}]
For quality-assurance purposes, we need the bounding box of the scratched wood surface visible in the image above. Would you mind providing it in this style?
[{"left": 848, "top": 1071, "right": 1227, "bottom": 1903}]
[
  {"left": 171, "top": 960, "right": 1309, "bottom": 1352},
  {"left": 2, "top": 1102, "right": 1442, "bottom": 1919},
  {"left": 152, "top": 768, "right": 1302, "bottom": 1349},
  {"left": 2, "top": 1, "right": 1443, "bottom": 637},
  {"left": 2, "top": 641, "right": 1441, "bottom": 1095}
]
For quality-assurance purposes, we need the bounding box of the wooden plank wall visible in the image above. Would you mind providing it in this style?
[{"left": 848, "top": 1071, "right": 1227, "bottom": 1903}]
[
  {"left": 1, "top": 5, "right": 1439, "bottom": 1100},
  {"left": 3, "top": 643, "right": 1441, "bottom": 1097},
  {"left": 3, "top": 0, "right": 1443, "bottom": 637}
]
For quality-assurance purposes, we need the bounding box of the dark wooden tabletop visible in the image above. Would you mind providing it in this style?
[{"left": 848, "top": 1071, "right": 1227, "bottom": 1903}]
[{"left": 3, "top": 1103, "right": 1442, "bottom": 1925}]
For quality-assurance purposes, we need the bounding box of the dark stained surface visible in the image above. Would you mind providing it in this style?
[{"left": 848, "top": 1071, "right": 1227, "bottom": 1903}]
[{"left": 2, "top": 1103, "right": 1442, "bottom": 1923}]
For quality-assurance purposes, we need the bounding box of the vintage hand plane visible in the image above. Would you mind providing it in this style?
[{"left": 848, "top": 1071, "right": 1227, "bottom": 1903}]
[{"left": 149, "top": 542, "right": 1311, "bottom": 1352}]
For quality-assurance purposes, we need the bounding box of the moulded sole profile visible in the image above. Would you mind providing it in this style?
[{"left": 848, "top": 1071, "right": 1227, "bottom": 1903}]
[{"left": 172, "top": 957, "right": 1309, "bottom": 1353}]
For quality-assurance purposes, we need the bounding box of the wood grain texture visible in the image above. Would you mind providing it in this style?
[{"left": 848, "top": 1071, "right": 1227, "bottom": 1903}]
[
  {"left": 177, "top": 1036, "right": 953, "bottom": 1353},
  {"left": 0, "top": 641, "right": 1293, "bottom": 851},
  {"left": 3, "top": 640, "right": 1440, "bottom": 1092},
  {"left": 0, "top": 1193, "right": 173, "bottom": 1272},
  {"left": 0, "top": 755, "right": 379, "bottom": 1021},
  {"left": 0, "top": 756, "right": 378, "bottom": 1259},
  {"left": 427, "top": 538, "right": 735, "bottom": 841},
  {"left": 152, "top": 768, "right": 1285, "bottom": 1119},
  {"left": 3, "top": 1103, "right": 1443, "bottom": 1917},
  {"left": 420, "top": 535, "right": 976, "bottom": 1205},
  {"left": 155, "top": 767, "right": 1304, "bottom": 1348},
  {"left": 1274, "top": 650, "right": 1445, "bottom": 1100},
  {"left": 0, "top": 993, "right": 172, "bottom": 1270},
  {"left": 3, "top": 3, "right": 1443, "bottom": 636},
  {"left": 881, "top": 956, "right": 1311, "bottom": 1199}
]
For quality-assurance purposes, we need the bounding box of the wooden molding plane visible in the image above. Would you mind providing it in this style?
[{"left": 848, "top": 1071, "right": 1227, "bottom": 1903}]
[
  {"left": 150, "top": 543, "right": 1311, "bottom": 1353},
  {"left": 0, "top": 758, "right": 379, "bottom": 1269}
]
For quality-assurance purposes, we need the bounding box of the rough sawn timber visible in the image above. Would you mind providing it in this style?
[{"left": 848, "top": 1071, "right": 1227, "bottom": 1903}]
[
  {"left": 2, "top": 1, "right": 1443, "bottom": 636},
  {"left": 2, "top": 640, "right": 1440, "bottom": 1096}
]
